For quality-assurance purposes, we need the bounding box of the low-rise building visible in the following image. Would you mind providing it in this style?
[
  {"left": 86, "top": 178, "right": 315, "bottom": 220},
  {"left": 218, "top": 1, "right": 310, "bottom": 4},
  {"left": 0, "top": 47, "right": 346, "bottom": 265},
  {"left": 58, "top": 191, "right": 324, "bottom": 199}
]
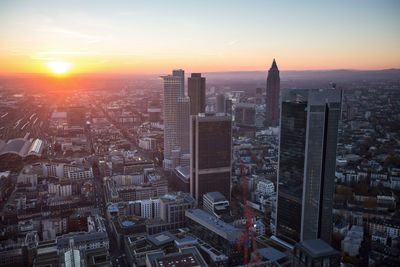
[
  {"left": 145, "top": 246, "right": 208, "bottom": 267},
  {"left": 203, "top": 192, "right": 229, "bottom": 219},
  {"left": 293, "top": 239, "right": 340, "bottom": 267},
  {"left": 371, "top": 230, "right": 388, "bottom": 245},
  {"left": 185, "top": 209, "right": 242, "bottom": 266},
  {"left": 341, "top": 225, "right": 364, "bottom": 257}
]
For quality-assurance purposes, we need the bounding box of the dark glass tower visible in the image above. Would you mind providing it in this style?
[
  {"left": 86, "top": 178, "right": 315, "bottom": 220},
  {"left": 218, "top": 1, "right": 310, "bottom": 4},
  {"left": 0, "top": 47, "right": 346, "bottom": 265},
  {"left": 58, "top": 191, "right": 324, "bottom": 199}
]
[
  {"left": 188, "top": 73, "right": 206, "bottom": 115},
  {"left": 216, "top": 94, "right": 226, "bottom": 113},
  {"left": 190, "top": 113, "right": 232, "bottom": 207},
  {"left": 276, "top": 88, "right": 342, "bottom": 244},
  {"left": 265, "top": 59, "right": 280, "bottom": 127}
]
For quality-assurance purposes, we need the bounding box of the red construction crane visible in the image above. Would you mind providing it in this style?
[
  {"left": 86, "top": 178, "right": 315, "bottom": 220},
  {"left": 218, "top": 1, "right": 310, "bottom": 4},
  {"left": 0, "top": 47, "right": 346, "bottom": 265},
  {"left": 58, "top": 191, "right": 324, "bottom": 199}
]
[{"left": 237, "top": 160, "right": 260, "bottom": 266}]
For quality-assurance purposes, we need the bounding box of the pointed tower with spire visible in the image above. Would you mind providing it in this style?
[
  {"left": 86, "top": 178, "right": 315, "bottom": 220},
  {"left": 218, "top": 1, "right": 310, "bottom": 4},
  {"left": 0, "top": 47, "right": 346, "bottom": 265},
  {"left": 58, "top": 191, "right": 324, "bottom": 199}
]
[{"left": 265, "top": 59, "right": 280, "bottom": 127}]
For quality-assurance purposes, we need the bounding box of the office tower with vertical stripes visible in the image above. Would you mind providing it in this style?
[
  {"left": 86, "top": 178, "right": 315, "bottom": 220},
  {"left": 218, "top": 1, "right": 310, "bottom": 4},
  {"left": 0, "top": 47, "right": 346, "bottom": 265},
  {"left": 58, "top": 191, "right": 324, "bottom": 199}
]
[
  {"left": 162, "top": 69, "right": 188, "bottom": 170},
  {"left": 276, "top": 88, "right": 342, "bottom": 245}
]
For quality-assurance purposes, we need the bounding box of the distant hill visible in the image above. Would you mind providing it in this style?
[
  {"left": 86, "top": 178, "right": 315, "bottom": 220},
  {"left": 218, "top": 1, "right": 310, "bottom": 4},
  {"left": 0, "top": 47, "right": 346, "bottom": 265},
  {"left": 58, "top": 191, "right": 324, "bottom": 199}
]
[{"left": 203, "top": 69, "right": 400, "bottom": 82}]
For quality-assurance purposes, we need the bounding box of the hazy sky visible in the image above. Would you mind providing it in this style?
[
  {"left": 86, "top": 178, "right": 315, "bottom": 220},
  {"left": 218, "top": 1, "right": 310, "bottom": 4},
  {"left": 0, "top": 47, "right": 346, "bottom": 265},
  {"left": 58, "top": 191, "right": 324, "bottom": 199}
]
[{"left": 0, "top": 0, "right": 399, "bottom": 74}]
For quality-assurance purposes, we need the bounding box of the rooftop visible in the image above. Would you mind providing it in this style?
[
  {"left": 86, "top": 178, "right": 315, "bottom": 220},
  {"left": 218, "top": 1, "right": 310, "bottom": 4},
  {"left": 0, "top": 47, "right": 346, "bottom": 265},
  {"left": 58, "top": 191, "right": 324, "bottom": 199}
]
[
  {"left": 185, "top": 209, "right": 240, "bottom": 242},
  {"left": 296, "top": 239, "right": 339, "bottom": 258},
  {"left": 147, "top": 231, "right": 177, "bottom": 247},
  {"left": 0, "top": 138, "right": 43, "bottom": 158},
  {"left": 146, "top": 247, "right": 207, "bottom": 267},
  {"left": 51, "top": 111, "right": 67, "bottom": 119},
  {"left": 257, "top": 247, "right": 287, "bottom": 262},
  {"left": 204, "top": 192, "right": 227, "bottom": 203},
  {"left": 175, "top": 165, "right": 190, "bottom": 180}
]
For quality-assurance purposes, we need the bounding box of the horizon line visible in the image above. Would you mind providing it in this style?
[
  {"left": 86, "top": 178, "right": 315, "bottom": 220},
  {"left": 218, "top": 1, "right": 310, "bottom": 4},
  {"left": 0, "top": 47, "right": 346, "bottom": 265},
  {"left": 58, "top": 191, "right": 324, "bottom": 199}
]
[{"left": 0, "top": 67, "right": 399, "bottom": 77}]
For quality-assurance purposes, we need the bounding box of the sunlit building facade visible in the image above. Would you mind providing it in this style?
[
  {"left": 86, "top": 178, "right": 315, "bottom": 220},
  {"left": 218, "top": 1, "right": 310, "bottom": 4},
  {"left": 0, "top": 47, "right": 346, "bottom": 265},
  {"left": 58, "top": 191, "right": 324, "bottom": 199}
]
[{"left": 162, "top": 69, "right": 187, "bottom": 170}]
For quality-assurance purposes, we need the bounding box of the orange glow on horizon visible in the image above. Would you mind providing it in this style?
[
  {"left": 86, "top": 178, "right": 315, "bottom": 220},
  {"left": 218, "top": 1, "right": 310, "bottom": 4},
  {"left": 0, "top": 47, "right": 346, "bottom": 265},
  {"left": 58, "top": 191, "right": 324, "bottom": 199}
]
[{"left": 0, "top": 49, "right": 399, "bottom": 76}]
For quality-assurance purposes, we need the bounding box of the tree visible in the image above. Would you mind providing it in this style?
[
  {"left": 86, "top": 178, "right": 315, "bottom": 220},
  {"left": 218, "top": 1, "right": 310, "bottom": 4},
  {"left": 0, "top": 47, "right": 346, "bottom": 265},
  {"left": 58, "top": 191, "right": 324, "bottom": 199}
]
[
  {"left": 355, "top": 183, "right": 368, "bottom": 195},
  {"left": 363, "top": 198, "right": 377, "bottom": 209},
  {"left": 336, "top": 186, "right": 354, "bottom": 200}
]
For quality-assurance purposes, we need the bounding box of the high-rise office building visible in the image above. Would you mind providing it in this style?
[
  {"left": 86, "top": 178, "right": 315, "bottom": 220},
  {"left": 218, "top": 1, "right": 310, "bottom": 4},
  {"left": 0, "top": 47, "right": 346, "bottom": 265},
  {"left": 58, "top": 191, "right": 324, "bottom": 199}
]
[
  {"left": 276, "top": 88, "right": 342, "bottom": 244},
  {"left": 234, "top": 103, "right": 256, "bottom": 127},
  {"left": 216, "top": 94, "right": 226, "bottom": 113},
  {"left": 190, "top": 113, "right": 232, "bottom": 207},
  {"left": 162, "top": 70, "right": 188, "bottom": 170},
  {"left": 265, "top": 59, "right": 280, "bottom": 127},
  {"left": 188, "top": 73, "right": 206, "bottom": 115},
  {"left": 177, "top": 97, "right": 190, "bottom": 156},
  {"left": 225, "top": 98, "right": 232, "bottom": 115},
  {"left": 172, "top": 69, "right": 185, "bottom": 96}
]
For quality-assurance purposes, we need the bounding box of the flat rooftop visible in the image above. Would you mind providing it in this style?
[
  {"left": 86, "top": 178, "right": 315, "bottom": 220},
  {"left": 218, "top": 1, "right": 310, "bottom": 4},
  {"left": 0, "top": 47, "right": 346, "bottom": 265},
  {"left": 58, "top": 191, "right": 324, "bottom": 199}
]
[
  {"left": 297, "top": 239, "right": 339, "bottom": 258},
  {"left": 204, "top": 192, "right": 227, "bottom": 202},
  {"left": 185, "top": 209, "right": 240, "bottom": 242},
  {"left": 148, "top": 231, "right": 177, "bottom": 247},
  {"left": 156, "top": 253, "right": 200, "bottom": 267},
  {"left": 146, "top": 247, "right": 207, "bottom": 267},
  {"left": 258, "top": 247, "right": 287, "bottom": 262}
]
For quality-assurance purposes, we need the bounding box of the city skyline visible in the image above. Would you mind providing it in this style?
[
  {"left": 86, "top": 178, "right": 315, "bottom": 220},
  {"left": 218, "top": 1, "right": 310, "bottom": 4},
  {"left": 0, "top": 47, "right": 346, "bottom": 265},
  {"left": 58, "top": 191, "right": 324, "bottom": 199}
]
[
  {"left": 0, "top": 0, "right": 399, "bottom": 75},
  {"left": 0, "top": 1, "right": 399, "bottom": 266}
]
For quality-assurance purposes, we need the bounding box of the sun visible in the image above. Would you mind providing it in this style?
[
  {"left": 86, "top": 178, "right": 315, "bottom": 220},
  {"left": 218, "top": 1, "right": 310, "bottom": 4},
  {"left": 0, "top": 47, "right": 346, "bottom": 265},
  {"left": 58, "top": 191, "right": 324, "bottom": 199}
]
[{"left": 46, "top": 61, "right": 71, "bottom": 75}]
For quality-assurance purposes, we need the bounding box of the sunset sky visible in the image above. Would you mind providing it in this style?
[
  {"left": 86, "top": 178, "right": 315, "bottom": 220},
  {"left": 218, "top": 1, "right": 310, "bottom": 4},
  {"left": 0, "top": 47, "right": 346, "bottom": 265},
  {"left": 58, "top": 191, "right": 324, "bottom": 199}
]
[{"left": 0, "top": 0, "right": 399, "bottom": 75}]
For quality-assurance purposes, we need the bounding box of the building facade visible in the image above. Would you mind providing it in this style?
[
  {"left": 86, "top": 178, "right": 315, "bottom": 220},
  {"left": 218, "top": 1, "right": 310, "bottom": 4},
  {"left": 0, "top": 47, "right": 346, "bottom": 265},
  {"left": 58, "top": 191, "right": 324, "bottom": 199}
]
[
  {"left": 265, "top": 59, "right": 280, "bottom": 127},
  {"left": 216, "top": 94, "right": 226, "bottom": 113},
  {"left": 293, "top": 239, "right": 340, "bottom": 267},
  {"left": 188, "top": 73, "right": 206, "bottom": 115},
  {"left": 190, "top": 113, "right": 232, "bottom": 207},
  {"left": 276, "top": 88, "right": 342, "bottom": 244},
  {"left": 162, "top": 69, "right": 187, "bottom": 170},
  {"left": 235, "top": 103, "right": 256, "bottom": 127}
]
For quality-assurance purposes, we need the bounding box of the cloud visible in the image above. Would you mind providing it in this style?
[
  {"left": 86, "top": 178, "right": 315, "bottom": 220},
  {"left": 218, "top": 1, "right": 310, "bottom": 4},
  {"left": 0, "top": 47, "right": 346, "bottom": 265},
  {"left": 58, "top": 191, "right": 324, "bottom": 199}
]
[
  {"left": 36, "top": 26, "right": 112, "bottom": 43},
  {"left": 227, "top": 40, "right": 238, "bottom": 46},
  {"left": 30, "top": 56, "right": 54, "bottom": 61},
  {"left": 38, "top": 51, "right": 100, "bottom": 55}
]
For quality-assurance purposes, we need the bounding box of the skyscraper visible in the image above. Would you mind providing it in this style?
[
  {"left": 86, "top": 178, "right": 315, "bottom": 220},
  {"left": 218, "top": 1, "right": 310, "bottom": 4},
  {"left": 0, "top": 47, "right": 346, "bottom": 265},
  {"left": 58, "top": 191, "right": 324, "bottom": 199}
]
[
  {"left": 172, "top": 69, "right": 185, "bottom": 96},
  {"left": 276, "top": 88, "right": 342, "bottom": 244},
  {"left": 177, "top": 96, "right": 190, "bottom": 156},
  {"left": 265, "top": 59, "right": 280, "bottom": 127},
  {"left": 225, "top": 98, "right": 232, "bottom": 115},
  {"left": 188, "top": 73, "right": 206, "bottom": 115},
  {"left": 190, "top": 113, "right": 232, "bottom": 207},
  {"left": 216, "top": 94, "right": 226, "bottom": 113},
  {"left": 234, "top": 103, "right": 256, "bottom": 127},
  {"left": 162, "top": 70, "right": 188, "bottom": 170}
]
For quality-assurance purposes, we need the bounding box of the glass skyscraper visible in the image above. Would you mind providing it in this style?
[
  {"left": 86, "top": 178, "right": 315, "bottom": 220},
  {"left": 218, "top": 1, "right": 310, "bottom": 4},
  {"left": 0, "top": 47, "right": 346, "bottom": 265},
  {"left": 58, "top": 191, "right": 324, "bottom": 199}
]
[
  {"left": 188, "top": 73, "right": 206, "bottom": 116},
  {"left": 276, "top": 88, "right": 342, "bottom": 244}
]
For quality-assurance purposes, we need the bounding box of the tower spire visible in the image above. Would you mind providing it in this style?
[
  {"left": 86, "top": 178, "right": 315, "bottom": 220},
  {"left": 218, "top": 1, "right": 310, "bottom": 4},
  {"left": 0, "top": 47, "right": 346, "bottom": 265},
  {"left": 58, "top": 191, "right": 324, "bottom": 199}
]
[{"left": 271, "top": 58, "right": 278, "bottom": 69}]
